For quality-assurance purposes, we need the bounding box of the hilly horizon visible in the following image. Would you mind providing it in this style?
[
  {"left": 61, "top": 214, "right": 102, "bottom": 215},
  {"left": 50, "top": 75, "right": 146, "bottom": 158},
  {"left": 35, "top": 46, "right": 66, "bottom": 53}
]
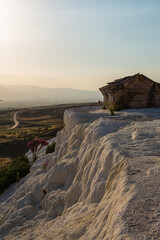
[{"left": 0, "top": 84, "right": 102, "bottom": 109}]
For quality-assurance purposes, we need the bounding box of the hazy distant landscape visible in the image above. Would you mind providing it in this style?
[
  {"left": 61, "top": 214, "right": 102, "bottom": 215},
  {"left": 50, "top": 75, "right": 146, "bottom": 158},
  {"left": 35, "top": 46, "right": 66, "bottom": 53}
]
[{"left": 0, "top": 84, "right": 102, "bottom": 109}]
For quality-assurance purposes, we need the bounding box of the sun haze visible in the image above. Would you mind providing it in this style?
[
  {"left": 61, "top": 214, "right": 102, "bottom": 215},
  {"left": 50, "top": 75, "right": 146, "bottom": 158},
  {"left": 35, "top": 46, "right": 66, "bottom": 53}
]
[{"left": 0, "top": 0, "right": 160, "bottom": 90}]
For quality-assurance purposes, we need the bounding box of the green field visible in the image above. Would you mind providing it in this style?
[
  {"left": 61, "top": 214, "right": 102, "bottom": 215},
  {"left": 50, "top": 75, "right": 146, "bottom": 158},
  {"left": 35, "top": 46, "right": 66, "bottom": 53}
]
[
  {"left": 0, "top": 108, "right": 64, "bottom": 144},
  {"left": 0, "top": 106, "right": 65, "bottom": 164}
]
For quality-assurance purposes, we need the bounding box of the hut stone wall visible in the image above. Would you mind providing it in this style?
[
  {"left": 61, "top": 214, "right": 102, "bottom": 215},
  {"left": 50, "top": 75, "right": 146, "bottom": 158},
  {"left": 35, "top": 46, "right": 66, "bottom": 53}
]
[{"left": 99, "top": 73, "right": 160, "bottom": 110}]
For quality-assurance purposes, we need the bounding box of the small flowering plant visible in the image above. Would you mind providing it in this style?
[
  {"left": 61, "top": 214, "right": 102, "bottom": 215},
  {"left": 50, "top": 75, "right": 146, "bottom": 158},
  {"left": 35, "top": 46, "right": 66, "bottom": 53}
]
[
  {"left": 106, "top": 102, "right": 116, "bottom": 116},
  {"left": 27, "top": 138, "right": 49, "bottom": 162},
  {"left": 43, "top": 160, "right": 49, "bottom": 170}
]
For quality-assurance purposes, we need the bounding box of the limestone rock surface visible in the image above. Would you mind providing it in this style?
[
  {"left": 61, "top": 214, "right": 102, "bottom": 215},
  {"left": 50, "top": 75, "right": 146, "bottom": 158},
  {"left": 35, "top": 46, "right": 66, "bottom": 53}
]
[{"left": 0, "top": 107, "right": 160, "bottom": 240}]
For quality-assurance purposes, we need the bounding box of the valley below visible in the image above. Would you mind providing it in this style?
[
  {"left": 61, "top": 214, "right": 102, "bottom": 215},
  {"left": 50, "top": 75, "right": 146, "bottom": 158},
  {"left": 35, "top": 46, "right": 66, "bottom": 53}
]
[{"left": 0, "top": 102, "right": 100, "bottom": 167}]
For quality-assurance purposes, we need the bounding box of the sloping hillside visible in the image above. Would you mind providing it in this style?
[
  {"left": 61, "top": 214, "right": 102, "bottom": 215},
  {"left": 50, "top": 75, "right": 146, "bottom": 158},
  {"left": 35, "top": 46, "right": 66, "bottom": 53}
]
[{"left": 0, "top": 107, "right": 160, "bottom": 239}]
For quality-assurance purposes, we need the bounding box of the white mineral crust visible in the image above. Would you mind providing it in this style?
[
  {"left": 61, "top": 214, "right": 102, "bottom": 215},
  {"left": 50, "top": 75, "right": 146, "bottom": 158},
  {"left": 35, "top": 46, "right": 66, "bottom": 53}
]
[{"left": 0, "top": 107, "right": 160, "bottom": 239}]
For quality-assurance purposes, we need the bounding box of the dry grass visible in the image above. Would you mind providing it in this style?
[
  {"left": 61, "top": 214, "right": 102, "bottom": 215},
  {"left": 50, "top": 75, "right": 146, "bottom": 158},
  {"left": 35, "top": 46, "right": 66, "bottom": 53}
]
[
  {"left": 0, "top": 157, "right": 12, "bottom": 168},
  {"left": 19, "top": 115, "right": 51, "bottom": 121}
]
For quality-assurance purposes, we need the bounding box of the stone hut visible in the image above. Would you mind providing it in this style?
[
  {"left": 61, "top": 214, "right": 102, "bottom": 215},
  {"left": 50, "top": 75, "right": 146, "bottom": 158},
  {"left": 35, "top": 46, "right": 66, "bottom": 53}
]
[{"left": 99, "top": 73, "right": 160, "bottom": 110}]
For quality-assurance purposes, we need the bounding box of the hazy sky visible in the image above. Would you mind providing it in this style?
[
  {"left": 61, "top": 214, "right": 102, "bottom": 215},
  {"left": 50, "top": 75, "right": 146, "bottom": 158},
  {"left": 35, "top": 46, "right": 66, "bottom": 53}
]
[{"left": 0, "top": 0, "right": 160, "bottom": 90}]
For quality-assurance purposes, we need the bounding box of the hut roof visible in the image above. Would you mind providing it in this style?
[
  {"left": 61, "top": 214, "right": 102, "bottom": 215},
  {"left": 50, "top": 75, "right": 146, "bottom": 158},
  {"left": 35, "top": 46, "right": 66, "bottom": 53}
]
[
  {"left": 107, "top": 73, "right": 138, "bottom": 85},
  {"left": 100, "top": 73, "right": 160, "bottom": 92}
]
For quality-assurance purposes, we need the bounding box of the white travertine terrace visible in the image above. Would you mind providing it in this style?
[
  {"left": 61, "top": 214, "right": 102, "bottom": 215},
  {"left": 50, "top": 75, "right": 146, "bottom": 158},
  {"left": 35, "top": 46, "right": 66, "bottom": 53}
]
[{"left": 0, "top": 107, "right": 160, "bottom": 239}]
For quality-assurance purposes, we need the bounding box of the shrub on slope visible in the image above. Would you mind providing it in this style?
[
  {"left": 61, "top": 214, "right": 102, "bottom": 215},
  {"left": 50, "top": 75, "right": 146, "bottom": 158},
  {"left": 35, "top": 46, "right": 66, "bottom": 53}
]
[
  {"left": 0, "top": 155, "right": 30, "bottom": 194},
  {"left": 46, "top": 141, "right": 56, "bottom": 154}
]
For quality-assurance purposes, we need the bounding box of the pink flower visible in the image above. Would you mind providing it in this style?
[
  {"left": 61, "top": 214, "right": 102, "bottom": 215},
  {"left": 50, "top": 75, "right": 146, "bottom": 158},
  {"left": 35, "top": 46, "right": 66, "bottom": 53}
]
[
  {"left": 43, "top": 160, "right": 49, "bottom": 169},
  {"left": 44, "top": 160, "right": 49, "bottom": 166},
  {"left": 27, "top": 138, "right": 49, "bottom": 161}
]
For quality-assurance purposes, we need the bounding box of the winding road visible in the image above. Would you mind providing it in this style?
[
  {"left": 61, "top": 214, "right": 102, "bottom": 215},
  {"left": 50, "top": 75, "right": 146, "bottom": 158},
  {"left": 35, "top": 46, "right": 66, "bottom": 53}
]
[{"left": 10, "top": 112, "right": 19, "bottom": 129}]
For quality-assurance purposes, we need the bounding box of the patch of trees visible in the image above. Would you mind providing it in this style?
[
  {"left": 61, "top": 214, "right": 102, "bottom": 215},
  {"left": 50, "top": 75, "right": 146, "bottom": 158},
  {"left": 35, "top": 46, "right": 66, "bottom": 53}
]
[{"left": 0, "top": 155, "right": 30, "bottom": 194}]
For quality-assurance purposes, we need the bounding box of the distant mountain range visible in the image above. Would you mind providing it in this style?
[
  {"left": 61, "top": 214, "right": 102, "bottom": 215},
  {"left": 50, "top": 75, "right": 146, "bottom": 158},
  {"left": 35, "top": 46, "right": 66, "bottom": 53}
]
[{"left": 0, "top": 84, "right": 102, "bottom": 108}]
